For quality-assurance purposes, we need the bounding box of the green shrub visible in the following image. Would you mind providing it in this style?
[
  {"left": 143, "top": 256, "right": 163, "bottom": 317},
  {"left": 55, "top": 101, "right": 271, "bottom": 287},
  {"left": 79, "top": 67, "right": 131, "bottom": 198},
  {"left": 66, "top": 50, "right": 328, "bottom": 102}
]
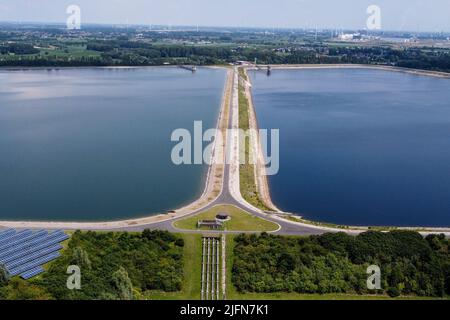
[
  {"left": 35, "top": 229, "right": 184, "bottom": 300},
  {"left": 387, "top": 287, "right": 401, "bottom": 298},
  {"left": 232, "top": 231, "right": 450, "bottom": 297}
]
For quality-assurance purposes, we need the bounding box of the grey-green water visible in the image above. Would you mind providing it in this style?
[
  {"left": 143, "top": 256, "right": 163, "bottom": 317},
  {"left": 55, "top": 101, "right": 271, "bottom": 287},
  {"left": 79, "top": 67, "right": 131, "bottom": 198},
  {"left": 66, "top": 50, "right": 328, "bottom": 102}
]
[{"left": 0, "top": 67, "right": 225, "bottom": 221}]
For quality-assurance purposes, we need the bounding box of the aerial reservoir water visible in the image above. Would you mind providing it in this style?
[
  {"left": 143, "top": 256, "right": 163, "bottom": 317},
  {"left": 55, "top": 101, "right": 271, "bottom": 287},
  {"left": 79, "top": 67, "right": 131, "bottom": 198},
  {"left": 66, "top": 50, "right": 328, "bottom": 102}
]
[
  {"left": 250, "top": 68, "right": 450, "bottom": 227},
  {"left": 0, "top": 67, "right": 225, "bottom": 221}
]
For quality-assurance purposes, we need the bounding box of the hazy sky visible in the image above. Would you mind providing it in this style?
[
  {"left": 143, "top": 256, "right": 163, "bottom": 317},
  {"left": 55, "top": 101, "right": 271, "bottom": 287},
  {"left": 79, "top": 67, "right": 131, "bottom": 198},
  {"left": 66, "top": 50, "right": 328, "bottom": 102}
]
[{"left": 1, "top": 0, "right": 450, "bottom": 32}]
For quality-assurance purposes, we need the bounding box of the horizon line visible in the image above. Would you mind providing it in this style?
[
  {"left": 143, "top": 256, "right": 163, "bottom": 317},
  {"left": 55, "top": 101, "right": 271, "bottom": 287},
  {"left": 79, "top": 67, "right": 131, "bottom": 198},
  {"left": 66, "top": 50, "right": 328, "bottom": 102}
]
[{"left": 1, "top": 20, "right": 450, "bottom": 35}]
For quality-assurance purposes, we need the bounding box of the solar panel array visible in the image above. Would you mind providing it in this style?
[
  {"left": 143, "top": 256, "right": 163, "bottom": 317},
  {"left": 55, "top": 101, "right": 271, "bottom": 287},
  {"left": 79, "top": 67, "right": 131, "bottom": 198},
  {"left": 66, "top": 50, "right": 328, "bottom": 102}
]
[{"left": 0, "top": 229, "right": 69, "bottom": 280}]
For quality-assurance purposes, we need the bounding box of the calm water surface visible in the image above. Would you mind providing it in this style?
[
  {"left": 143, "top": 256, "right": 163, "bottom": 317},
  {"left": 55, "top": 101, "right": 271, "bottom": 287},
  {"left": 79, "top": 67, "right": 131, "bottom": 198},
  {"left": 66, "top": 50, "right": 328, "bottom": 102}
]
[
  {"left": 250, "top": 68, "right": 450, "bottom": 227},
  {"left": 0, "top": 67, "right": 225, "bottom": 221}
]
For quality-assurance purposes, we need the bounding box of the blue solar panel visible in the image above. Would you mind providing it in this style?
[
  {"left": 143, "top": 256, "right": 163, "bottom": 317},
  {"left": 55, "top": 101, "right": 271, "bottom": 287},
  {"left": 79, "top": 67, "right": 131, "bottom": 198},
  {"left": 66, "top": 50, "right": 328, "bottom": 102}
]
[
  {"left": 49, "top": 233, "right": 69, "bottom": 243},
  {"left": 0, "top": 230, "right": 45, "bottom": 254},
  {"left": 0, "top": 233, "right": 58, "bottom": 261},
  {"left": 0, "top": 231, "right": 50, "bottom": 260},
  {"left": 0, "top": 229, "right": 17, "bottom": 244},
  {"left": 48, "top": 230, "right": 66, "bottom": 238},
  {"left": 9, "top": 252, "right": 61, "bottom": 276},
  {"left": 0, "top": 229, "right": 15, "bottom": 241},
  {"left": 6, "top": 244, "right": 62, "bottom": 270},
  {"left": 0, "top": 231, "right": 65, "bottom": 258},
  {"left": 0, "top": 230, "right": 32, "bottom": 248},
  {"left": 21, "top": 267, "right": 44, "bottom": 280},
  {"left": 0, "top": 234, "right": 68, "bottom": 264},
  {"left": 0, "top": 228, "right": 12, "bottom": 235},
  {"left": 0, "top": 229, "right": 68, "bottom": 279},
  {"left": 0, "top": 229, "right": 30, "bottom": 241}
]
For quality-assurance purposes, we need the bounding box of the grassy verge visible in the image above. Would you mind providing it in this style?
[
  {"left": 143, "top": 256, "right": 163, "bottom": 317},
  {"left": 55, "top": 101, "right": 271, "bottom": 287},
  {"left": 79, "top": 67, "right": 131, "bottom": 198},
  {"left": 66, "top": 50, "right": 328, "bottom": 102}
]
[
  {"left": 238, "top": 67, "right": 248, "bottom": 82},
  {"left": 173, "top": 205, "right": 278, "bottom": 232},
  {"left": 238, "top": 68, "right": 271, "bottom": 211},
  {"left": 144, "top": 233, "right": 202, "bottom": 300},
  {"left": 280, "top": 213, "right": 447, "bottom": 233},
  {"left": 225, "top": 234, "right": 237, "bottom": 300},
  {"left": 280, "top": 214, "right": 357, "bottom": 230},
  {"left": 226, "top": 291, "right": 440, "bottom": 300}
]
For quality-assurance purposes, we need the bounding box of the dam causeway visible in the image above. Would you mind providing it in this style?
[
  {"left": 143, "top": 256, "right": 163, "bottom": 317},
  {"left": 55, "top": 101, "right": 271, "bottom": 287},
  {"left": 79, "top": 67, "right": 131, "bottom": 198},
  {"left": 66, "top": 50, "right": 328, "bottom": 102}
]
[{"left": 1, "top": 67, "right": 449, "bottom": 244}]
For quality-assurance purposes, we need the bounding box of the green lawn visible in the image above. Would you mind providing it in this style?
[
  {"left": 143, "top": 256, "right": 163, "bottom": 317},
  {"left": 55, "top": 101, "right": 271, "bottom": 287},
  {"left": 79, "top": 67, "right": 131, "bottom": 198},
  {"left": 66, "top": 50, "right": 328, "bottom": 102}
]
[
  {"left": 37, "top": 45, "right": 101, "bottom": 58},
  {"left": 173, "top": 205, "right": 279, "bottom": 232}
]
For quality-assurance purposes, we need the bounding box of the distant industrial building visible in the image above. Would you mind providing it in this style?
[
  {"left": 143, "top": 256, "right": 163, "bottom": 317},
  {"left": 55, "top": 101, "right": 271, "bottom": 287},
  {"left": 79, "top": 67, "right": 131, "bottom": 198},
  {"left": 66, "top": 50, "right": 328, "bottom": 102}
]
[{"left": 338, "top": 33, "right": 362, "bottom": 41}]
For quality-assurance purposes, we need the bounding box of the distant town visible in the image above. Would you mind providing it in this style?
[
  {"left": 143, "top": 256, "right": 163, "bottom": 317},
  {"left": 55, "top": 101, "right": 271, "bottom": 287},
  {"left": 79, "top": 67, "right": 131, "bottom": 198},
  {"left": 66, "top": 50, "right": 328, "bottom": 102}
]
[{"left": 1, "top": 23, "right": 450, "bottom": 72}]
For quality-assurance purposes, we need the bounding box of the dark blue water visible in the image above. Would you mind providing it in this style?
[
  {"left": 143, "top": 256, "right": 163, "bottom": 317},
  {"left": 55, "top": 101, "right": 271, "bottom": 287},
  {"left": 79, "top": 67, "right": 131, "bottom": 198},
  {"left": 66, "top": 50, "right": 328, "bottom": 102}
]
[
  {"left": 0, "top": 67, "right": 225, "bottom": 221},
  {"left": 250, "top": 68, "right": 450, "bottom": 227}
]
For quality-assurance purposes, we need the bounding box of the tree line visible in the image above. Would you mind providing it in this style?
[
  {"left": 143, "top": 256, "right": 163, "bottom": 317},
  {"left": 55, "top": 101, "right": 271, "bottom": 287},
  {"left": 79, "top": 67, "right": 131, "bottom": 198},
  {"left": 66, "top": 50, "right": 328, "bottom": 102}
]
[
  {"left": 2, "top": 39, "right": 450, "bottom": 72},
  {"left": 0, "top": 230, "right": 184, "bottom": 300},
  {"left": 0, "top": 43, "right": 39, "bottom": 55},
  {"left": 232, "top": 231, "right": 450, "bottom": 297}
]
